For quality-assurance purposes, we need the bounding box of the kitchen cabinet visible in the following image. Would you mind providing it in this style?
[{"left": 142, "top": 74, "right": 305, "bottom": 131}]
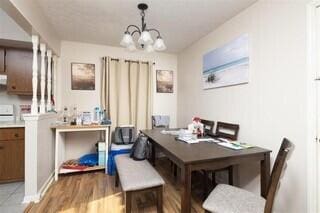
[
  {"left": 6, "top": 48, "right": 45, "bottom": 96},
  {"left": 0, "top": 128, "right": 25, "bottom": 183},
  {"left": 6, "top": 48, "right": 33, "bottom": 95},
  {"left": 0, "top": 47, "right": 5, "bottom": 74}
]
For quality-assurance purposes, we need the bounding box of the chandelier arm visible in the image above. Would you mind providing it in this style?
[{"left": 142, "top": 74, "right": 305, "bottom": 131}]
[
  {"left": 126, "top": 25, "right": 141, "bottom": 33},
  {"left": 147, "top": 28, "right": 162, "bottom": 38},
  {"left": 131, "top": 30, "right": 141, "bottom": 36}
]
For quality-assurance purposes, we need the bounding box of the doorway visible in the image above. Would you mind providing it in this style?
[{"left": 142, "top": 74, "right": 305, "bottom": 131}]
[{"left": 307, "top": 2, "right": 320, "bottom": 212}]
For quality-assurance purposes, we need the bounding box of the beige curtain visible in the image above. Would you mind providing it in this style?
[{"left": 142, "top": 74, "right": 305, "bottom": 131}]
[{"left": 101, "top": 57, "right": 153, "bottom": 131}]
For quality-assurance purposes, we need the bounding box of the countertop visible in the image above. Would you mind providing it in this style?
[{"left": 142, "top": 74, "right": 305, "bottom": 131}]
[
  {"left": 0, "top": 121, "right": 25, "bottom": 128},
  {"left": 51, "top": 124, "right": 110, "bottom": 130}
]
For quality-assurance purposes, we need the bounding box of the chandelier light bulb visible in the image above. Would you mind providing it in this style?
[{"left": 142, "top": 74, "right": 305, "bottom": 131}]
[
  {"left": 120, "top": 32, "right": 133, "bottom": 47},
  {"left": 138, "top": 31, "right": 153, "bottom": 45},
  {"left": 153, "top": 37, "right": 166, "bottom": 51}
]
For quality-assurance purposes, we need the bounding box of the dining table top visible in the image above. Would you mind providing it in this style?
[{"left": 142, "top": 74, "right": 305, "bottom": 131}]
[{"left": 141, "top": 129, "right": 271, "bottom": 164}]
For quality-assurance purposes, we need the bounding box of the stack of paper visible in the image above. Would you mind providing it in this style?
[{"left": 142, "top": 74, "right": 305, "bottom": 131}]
[
  {"left": 218, "top": 142, "right": 244, "bottom": 150},
  {"left": 161, "top": 130, "right": 180, "bottom": 135},
  {"left": 217, "top": 141, "right": 255, "bottom": 150}
]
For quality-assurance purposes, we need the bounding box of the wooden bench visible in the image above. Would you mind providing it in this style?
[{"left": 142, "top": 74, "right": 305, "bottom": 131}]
[{"left": 115, "top": 154, "right": 165, "bottom": 213}]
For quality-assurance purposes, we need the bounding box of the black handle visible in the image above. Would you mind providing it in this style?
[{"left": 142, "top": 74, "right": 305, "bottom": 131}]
[
  {"left": 14, "top": 133, "right": 19, "bottom": 137},
  {"left": 12, "top": 85, "right": 16, "bottom": 89}
]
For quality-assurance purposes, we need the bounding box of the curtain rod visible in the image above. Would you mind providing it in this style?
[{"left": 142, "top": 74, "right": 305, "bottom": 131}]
[{"left": 110, "top": 58, "right": 155, "bottom": 65}]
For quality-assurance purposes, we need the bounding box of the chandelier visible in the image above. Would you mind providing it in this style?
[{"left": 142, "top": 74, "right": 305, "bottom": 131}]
[{"left": 120, "top": 3, "right": 166, "bottom": 52}]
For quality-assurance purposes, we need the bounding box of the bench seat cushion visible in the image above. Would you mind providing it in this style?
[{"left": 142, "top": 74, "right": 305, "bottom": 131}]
[
  {"left": 203, "top": 184, "right": 266, "bottom": 213},
  {"left": 115, "top": 154, "right": 165, "bottom": 191}
]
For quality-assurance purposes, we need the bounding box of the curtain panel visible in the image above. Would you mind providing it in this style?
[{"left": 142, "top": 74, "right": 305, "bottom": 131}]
[{"left": 101, "top": 57, "right": 153, "bottom": 131}]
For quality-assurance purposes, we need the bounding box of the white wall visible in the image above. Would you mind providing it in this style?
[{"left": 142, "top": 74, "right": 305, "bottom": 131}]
[
  {"left": 0, "top": 8, "right": 30, "bottom": 41},
  {"left": 178, "top": 0, "right": 308, "bottom": 212},
  {"left": 23, "top": 113, "right": 57, "bottom": 203},
  {"left": 58, "top": 41, "right": 177, "bottom": 159},
  {"left": 8, "top": 0, "right": 60, "bottom": 55}
]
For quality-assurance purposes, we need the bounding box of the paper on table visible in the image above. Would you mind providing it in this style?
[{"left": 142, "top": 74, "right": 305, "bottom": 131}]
[
  {"left": 197, "top": 138, "right": 218, "bottom": 143},
  {"left": 218, "top": 142, "right": 244, "bottom": 150},
  {"left": 161, "top": 130, "right": 180, "bottom": 135}
]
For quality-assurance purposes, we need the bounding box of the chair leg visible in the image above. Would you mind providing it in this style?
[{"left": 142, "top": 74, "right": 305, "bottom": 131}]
[
  {"left": 125, "top": 191, "right": 132, "bottom": 213},
  {"left": 228, "top": 166, "right": 234, "bottom": 185},
  {"left": 156, "top": 186, "right": 163, "bottom": 213},
  {"left": 202, "top": 170, "right": 209, "bottom": 200}
]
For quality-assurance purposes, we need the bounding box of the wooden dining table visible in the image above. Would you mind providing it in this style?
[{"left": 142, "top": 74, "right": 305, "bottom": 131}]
[{"left": 141, "top": 129, "right": 272, "bottom": 213}]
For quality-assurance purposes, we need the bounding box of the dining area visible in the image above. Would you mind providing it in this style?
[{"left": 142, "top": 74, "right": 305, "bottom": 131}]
[
  {"left": 131, "top": 117, "right": 293, "bottom": 213},
  {"left": 143, "top": 131, "right": 270, "bottom": 212}
]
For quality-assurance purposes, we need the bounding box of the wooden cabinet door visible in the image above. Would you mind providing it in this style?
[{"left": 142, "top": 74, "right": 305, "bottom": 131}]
[
  {"left": 6, "top": 48, "right": 33, "bottom": 95},
  {"left": 0, "top": 140, "right": 24, "bottom": 182},
  {"left": 0, "top": 48, "right": 5, "bottom": 74}
]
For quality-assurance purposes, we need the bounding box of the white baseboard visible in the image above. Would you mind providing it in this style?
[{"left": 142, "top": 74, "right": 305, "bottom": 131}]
[
  {"left": 23, "top": 172, "right": 54, "bottom": 204},
  {"left": 23, "top": 194, "right": 40, "bottom": 204},
  {"left": 39, "top": 172, "right": 54, "bottom": 198}
]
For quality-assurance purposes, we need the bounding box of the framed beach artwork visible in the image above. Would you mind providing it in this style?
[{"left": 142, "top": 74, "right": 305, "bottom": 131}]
[
  {"left": 202, "top": 34, "right": 249, "bottom": 89},
  {"left": 156, "top": 70, "right": 173, "bottom": 93},
  {"left": 71, "top": 63, "right": 95, "bottom": 90}
]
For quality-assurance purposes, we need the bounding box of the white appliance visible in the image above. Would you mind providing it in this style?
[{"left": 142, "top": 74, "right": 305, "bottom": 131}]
[
  {"left": 0, "top": 104, "right": 15, "bottom": 121},
  {"left": 0, "top": 74, "right": 7, "bottom": 85}
]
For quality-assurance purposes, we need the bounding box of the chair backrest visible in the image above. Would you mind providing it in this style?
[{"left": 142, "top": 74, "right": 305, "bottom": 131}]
[
  {"left": 215, "top": 122, "right": 239, "bottom": 140},
  {"left": 152, "top": 115, "right": 170, "bottom": 129},
  {"left": 200, "top": 119, "right": 215, "bottom": 136},
  {"left": 264, "top": 138, "right": 294, "bottom": 213}
]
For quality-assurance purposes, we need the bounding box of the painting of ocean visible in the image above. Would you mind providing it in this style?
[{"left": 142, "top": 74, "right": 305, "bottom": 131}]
[{"left": 202, "top": 34, "right": 249, "bottom": 89}]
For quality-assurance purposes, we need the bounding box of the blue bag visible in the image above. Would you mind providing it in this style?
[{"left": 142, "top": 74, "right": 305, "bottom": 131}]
[{"left": 79, "top": 153, "right": 98, "bottom": 166}]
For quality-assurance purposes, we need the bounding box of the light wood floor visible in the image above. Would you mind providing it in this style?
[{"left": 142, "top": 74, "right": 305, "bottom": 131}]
[{"left": 25, "top": 159, "right": 205, "bottom": 213}]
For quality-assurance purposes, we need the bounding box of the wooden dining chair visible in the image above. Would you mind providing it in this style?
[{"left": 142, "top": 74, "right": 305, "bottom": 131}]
[
  {"left": 152, "top": 115, "right": 170, "bottom": 129},
  {"left": 172, "top": 119, "right": 215, "bottom": 179},
  {"left": 201, "top": 119, "right": 215, "bottom": 136},
  {"left": 203, "top": 138, "right": 294, "bottom": 213},
  {"left": 202, "top": 122, "right": 240, "bottom": 199},
  {"left": 213, "top": 121, "right": 239, "bottom": 140}
]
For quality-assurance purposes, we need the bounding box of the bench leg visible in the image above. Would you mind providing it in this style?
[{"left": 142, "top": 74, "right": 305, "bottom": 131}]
[
  {"left": 211, "top": 171, "right": 217, "bottom": 188},
  {"left": 115, "top": 168, "right": 119, "bottom": 187},
  {"left": 125, "top": 191, "right": 132, "bottom": 213},
  {"left": 173, "top": 164, "right": 177, "bottom": 178},
  {"left": 156, "top": 186, "right": 163, "bottom": 213}
]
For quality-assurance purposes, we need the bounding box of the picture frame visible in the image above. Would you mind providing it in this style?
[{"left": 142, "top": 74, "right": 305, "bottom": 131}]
[
  {"left": 71, "top": 63, "right": 95, "bottom": 90},
  {"left": 156, "top": 70, "right": 173, "bottom": 93},
  {"left": 202, "top": 34, "right": 249, "bottom": 89}
]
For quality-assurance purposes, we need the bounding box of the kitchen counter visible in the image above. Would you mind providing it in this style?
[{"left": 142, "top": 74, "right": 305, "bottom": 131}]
[{"left": 0, "top": 121, "right": 25, "bottom": 128}]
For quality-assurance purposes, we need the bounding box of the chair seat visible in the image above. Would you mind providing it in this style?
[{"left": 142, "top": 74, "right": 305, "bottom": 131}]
[
  {"left": 115, "top": 154, "right": 164, "bottom": 191},
  {"left": 203, "top": 184, "right": 266, "bottom": 213}
]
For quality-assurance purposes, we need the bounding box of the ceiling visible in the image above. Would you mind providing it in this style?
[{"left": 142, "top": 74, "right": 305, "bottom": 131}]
[{"left": 35, "top": 0, "right": 257, "bottom": 53}]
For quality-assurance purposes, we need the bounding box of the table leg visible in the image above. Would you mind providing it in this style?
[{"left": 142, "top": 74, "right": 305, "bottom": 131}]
[
  {"left": 105, "top": 128, "right": 109, "bottom": 173},
  {"left": 151, "top": 142, "right": 156, "bottom": 166},
  {"left": 181, "top": 164, "right": 191, "bottom": 213},
  {"left": 54, "top": 131, "right": 59, "bottom": 181},
  {"left": 260, "top": 153, "right": 270, "bottom": 198}
]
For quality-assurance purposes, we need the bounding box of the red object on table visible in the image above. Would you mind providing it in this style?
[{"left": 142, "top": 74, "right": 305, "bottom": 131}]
[{"left": 62, "top": 165, "right": 88, "bottom": 170}]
